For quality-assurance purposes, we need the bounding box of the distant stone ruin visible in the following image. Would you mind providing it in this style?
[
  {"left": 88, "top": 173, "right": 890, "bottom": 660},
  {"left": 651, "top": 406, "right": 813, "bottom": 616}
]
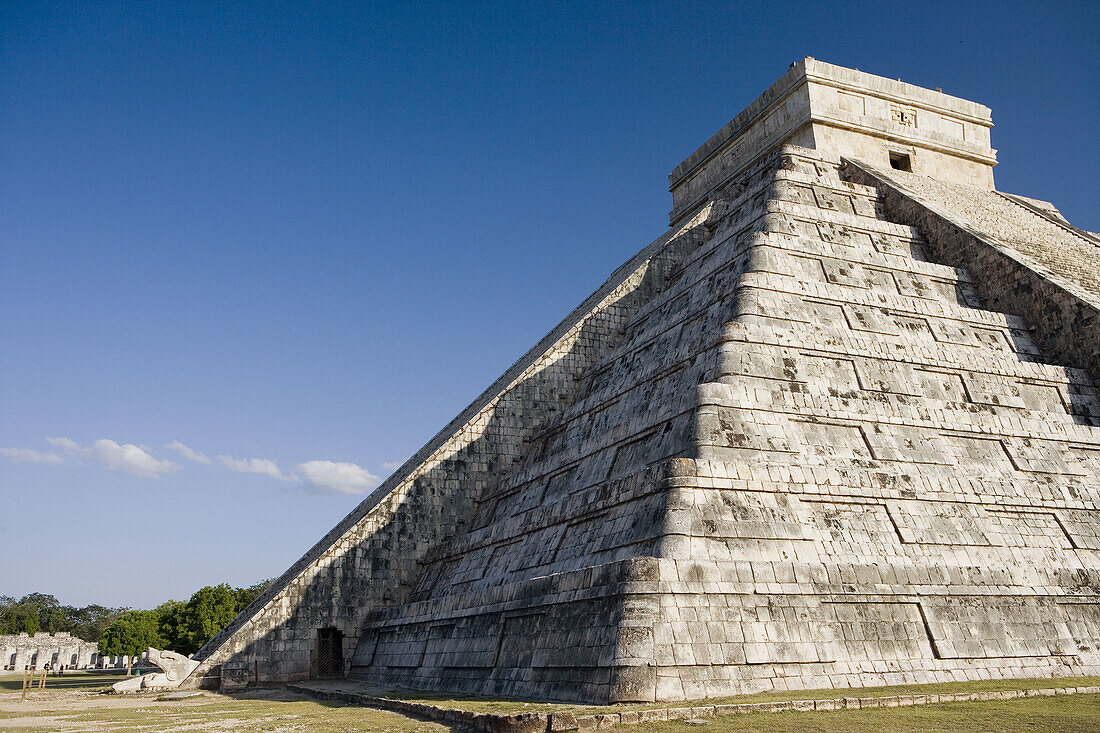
[
  {"left": 2, "top": 632, "right": 98, "bottom": 671},
  {"left": 182, "top": 58, "right": 1099, "bottom": 703}
]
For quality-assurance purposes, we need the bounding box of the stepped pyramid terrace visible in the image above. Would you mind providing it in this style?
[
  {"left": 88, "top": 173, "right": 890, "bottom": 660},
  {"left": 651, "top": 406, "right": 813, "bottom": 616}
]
[{"left": 181, "top": 58, "right": 1100, "bottom": 703}]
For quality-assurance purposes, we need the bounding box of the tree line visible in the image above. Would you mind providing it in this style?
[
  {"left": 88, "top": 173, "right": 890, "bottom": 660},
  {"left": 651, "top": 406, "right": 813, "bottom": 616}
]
[
  {"left": 99, "top": 581, "right": 271, "bottom": 659},
  {"left": 2, "top": 580, "right": 272, "bottom": 662},
  {"left": 0, "top": 593, "right": 122, "bottom": 642}
]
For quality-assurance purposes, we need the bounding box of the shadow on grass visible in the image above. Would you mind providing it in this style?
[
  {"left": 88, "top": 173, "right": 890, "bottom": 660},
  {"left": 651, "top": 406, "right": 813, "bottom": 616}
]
[
  {"left": 309, "top": 675, "right": 1100, "bottom": 716},
  {"left": 0, "top": 671, "right": 129, "bottom": 693},
  {"left": 211, "top": 682, "right": 1100, "bottom": 733},
  {"left": 209, "top": 686, "right": 464, "bottom": 730}
]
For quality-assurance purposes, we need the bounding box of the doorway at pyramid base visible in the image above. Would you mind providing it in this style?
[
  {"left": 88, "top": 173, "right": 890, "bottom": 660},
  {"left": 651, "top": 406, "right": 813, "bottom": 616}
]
[{"left": 344, "top": 460, "right": 1100, "bottom": 704}]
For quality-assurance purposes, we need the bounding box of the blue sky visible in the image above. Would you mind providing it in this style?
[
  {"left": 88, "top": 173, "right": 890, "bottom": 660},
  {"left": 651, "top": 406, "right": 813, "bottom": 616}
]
[{"left": 2, "top": 1, "right": 1097, "bottom": 609}]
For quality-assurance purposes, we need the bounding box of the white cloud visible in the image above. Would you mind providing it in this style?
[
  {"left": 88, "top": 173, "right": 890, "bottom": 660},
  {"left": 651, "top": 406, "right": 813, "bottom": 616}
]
[
  {"left": 218, "top": 455, "right": 294, "bottom": 481},
  {"left": 0, "top": 447, "right": 64, "bottom": 464},
  {"left": 44, "top": 436, "right": 177, "bottom": 477},
  {"left": 165, "top": 440, "right": 211, "bottom": 464},
  {"left": 382, "top": 461, "right": 404, "bottom": 472},
  {"left": 46, "top": 437, "right": 90, "bottom": 457},
  {"left": 93, "top": 439, "right": 179, "bottom": 478},
  {"left": 298, "top": 460, "right": 379, "bottom": 495}
]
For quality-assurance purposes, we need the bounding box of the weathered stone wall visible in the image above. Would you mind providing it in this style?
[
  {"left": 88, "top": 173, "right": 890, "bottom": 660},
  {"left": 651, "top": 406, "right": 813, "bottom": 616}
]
[
  {"left": 346, "top": 146, "right": 1098, "bottom": 703},
  {"left": 187, "top": 61, "right": 1099, "bottom": 704},
  {"left": 636, "top": 147, "right": 1099, "bottom": 700},
  {"left": 1, "top": 632, "right": 98, "bottom": 670},
  {"left": 347, "top": 151, "right": 791, "bottom": 702},
  {"left": 668, "top": 58, "right": 997, "bottom": 226},
  {"left": 185, "top": 201, "right": 717, "bottom": 690},
  {"left": 841, "top": 159, "right": 1100, "bottom": 378}
]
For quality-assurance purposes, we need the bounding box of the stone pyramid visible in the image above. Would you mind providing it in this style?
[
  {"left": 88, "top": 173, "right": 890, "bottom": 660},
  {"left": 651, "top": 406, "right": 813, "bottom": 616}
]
[{"left": 184, "top": 58, "right": 1100, "bottom": 703}]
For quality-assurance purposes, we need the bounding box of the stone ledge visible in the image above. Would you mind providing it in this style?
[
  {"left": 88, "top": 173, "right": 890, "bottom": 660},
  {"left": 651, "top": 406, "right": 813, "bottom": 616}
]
[{"left": 286, "top": 681, "right": 1100, "bottom": 733}]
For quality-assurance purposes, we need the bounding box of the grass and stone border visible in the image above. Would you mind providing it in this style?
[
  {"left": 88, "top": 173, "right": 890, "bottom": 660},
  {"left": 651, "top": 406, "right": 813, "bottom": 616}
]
[{"left": 288, "top": 678, "right": 1100, "bottom": 732}]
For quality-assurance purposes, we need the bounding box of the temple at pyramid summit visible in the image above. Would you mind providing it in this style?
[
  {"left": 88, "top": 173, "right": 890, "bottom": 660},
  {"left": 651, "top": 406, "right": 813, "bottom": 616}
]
[{"left": 183, "top": 58, "right": 1100, "bottom": 703}]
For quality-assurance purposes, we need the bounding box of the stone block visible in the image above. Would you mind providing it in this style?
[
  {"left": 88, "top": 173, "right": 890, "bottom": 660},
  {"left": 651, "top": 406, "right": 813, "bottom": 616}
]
[
  {"left": 549, "top": 712, "right": 579, "bottom": 731},
  {"left": 219, "top": 661, "right": 252, "bottom": 691}
]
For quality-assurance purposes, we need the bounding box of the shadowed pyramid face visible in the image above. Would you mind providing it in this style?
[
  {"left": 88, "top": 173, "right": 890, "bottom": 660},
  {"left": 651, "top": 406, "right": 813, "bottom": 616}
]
[{"left": 183, "top": 62, "right": 1100, "bottom": 704}]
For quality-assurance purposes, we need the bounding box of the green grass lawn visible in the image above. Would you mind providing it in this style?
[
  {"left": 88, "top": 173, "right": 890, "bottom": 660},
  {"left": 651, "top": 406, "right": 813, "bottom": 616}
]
[
  {"left": 0, "top": 678, "right": 1097, "bottom": 732},
  {"left": 0, "top": 687, "right": 1097, "bottom": 732},
  {"left": 375, "top": 675, "right": 1100, "bottom": 715},
  {"left": 640, "top": 694, "right": 1100, "bottom": 733}
]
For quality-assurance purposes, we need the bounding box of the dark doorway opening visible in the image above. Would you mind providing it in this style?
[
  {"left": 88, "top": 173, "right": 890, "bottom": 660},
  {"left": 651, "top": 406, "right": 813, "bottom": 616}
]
[{"left": 316, "top": 627, "right": 343, "bottom": 678}]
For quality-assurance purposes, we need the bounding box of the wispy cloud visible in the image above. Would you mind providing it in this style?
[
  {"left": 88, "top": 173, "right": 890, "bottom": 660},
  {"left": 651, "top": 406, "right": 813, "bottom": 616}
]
[
  {"left": 165, "top": 440, "right": 211, "bottom": 464},
  {"left": 93, "top": 439, "right": 179, "bottom": 478},
  {"left": 218, "top": 455, "right": 295, "bottom": 481},
  {"left": 298, "top": 460, "right": 379, "bottom": 495},
  {"left": 43, "top": 437, "right": 179, "bottom": 478},
  {"left": 47, "top": 437, "right": 90, "bottom": 457},
  {"left": 382, "top": 461, "right": 404, "bottom": 472},
  {"left": 0, "top": 447, "right": 64, "bottom": 464},
  {"left": 31, "top": 436, "right": 388, "bottom": 492}
]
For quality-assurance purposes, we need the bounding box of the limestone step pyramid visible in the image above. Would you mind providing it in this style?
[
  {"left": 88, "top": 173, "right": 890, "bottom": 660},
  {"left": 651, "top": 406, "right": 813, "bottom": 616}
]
[{"left": 184, "top": 58, "right": 1100, "bottom": 703}]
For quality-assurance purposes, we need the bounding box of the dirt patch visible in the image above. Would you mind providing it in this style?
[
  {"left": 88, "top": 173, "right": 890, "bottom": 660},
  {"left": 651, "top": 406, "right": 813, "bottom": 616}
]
[
  {"left": 0, "top": 685, "right": 450, "bottom": 732},
  {"left": 0, "top": 716, "right": 80, "bottom": 730}
]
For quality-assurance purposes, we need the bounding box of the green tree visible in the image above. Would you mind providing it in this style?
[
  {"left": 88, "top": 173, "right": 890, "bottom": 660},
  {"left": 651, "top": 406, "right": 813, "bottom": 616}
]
[
  {"left": 65, "top": 604, "right": 125, "bottom": 643},
  {"left": 0, "top": 582, "right": 272, "bottom": 659},
  {"left": 99, "top": 610, "right": 164, "bottom": 675},
  {"left": 0, "top": 593, "right": 64, "bottom": 635},
  {"left": 0, "top": 596, "right": 17, "bottom": 634},
  {"left": 236, "top": 578, "right": 274, "bottom": 610},
  {"left": 154, "top": 600, "right": 189, "bottom": 653},
  {"left": 1, "top": 595, "right": 123, "bottom": 641},
  {"left": 14, "top": 605, "right": 39, "bottom": 635},
  {"left": 178, "top": 584, "right": 239, "bottom": 654},
  {"left": 20, "top": 593, "right": 66, "bottom": 633}
]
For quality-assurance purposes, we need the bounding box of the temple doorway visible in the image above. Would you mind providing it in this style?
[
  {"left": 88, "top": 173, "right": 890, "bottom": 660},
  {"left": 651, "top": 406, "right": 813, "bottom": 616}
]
[{"left": 316, "top": 627, "right": 343, "bottom": 677}]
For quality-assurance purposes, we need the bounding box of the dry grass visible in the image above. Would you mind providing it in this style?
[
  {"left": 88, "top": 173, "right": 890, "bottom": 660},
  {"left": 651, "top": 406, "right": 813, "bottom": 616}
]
[
  {"left": 0, "top": 685, "right": 449, "bottom": 732},
  {"left": 1, "top": 674, "right": 1097, "bottom": 732}
]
